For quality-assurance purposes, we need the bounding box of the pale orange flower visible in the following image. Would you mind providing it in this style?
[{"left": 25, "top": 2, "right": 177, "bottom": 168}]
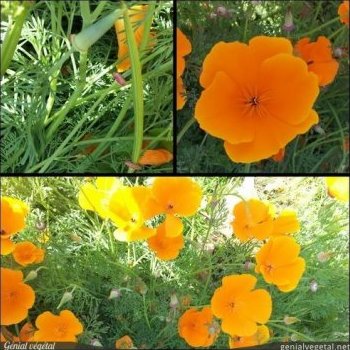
[
  {"left": 211, "top": 274, "right": 272, "bottom": 337},
  {"left": 12, "top": 241, "right": 45, "bottom": 267},
  {"left": 33, "top": 310, "right": 83, "bottom": 342},
  {"left": 338, "top": 1, "right": 349, "bottom": 26},
  {"left": 178, "top": 307, "right": 219, "bottom": 347},
  {"left": 255, "top": 236, "right": 306, "bottom": 292},
  {"left": 195, "top": 36, "right": 319, "bottom": 163},
  {"left": 1, "top": 268, "right": 35, "bottom": 325},
  {"left": 294, "top": 36, "right": 339, "bottom": 86}
]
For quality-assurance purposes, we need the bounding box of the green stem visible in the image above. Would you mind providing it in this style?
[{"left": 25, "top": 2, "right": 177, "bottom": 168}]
[
  {"left": 177, "top": 117, "right": 195, "bottom": 144},
  {"left": 1, "top": 2, "right": 32, "bottom": 76},
  {"left": 269, "top": 323, "right": 314, "bottom": 341},
  {"left": 298, "top": 17, "right": 340, "bottom": 37},
  {"left": 143, "top": 294, "right": 151, "bottom": 330},
  {"left": 45, "top": 52, "right": 88, "bottom": 139},
  {"left": 244, "top": 163, "right": 251, "bottom": 172},
  {"left": 122, "top": 2, "right": 144, "bottom": 166}
]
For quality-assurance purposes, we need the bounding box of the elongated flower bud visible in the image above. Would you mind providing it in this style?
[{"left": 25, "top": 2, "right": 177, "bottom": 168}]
[
  {"left": 57, "top": 291, "right": 73, "bottom": 309},
  {"left": 283, "top": 9, "right": 295, "bottom": 33},
  {"left": 71, "top": 9, "right": 122, "bottom": 52}
]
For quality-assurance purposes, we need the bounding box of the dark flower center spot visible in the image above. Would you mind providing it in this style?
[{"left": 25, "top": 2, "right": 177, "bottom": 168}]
[
  {"left": 1, "top": 229, "right": 7, "bottom": 236},
  {"left": 247, "top": 96, "right": 259, "bottom": 107},
  {"left": 307, "top": 60, "right": 314, "bottom": 65}
]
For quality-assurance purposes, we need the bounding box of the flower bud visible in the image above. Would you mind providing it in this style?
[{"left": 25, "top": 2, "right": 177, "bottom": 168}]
[
  {"left": 310, "top": 280, "right": 318, "bottom": 292},
  {"left": 283, "top": 9, "right": 295, "bottom": 33},
  {"left": 36, "top": 221, "right": 47, "bottom": 231},
  {"left": 108, "top": 288, "right": 121, "bottom": 300},
  {"left": 216, "top": 6, "right": 228, "bottom": 17},
  {"left": 90, "top": 339, "right": 103, "bottom": 347},
  {"left": 290, "top": 334, "right": 299, "bottom": 341},
  {"left": 243, "top": 261, "right": 255, "bottom": 271},
  {"left": 209, "top": 13, "right": 217, "bottom": 19},
  {"left": 333, "top": 47, "right": 343, "bottom": 59},
  {"left": 317, "top": 251, "right": 331, "bottom": 263},
  {"left": 169, "top": 293, "right": 179, "bottom": 309},
  {"left": 57, "top": 291, "right": 73, "bottom": 309},
  {"left": 284, "top": 315, "right": 299, "bottom": 325},
  {"left": 113, "top": 72, "right": 127, "bottom": 86},
  {"left": 23, "top": 270, "right": 38, "bottom": 282}
]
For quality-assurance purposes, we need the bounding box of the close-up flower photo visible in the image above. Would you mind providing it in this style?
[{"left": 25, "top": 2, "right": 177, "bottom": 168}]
[
  {"left": 177, "top": 0, "right": 349, "bottom": 173},
  {"left": 1, "top": 1, "right": 173, "bottom": 173},
  {"left": 1, "top": 176, "right": 349, "bottom": 348}
]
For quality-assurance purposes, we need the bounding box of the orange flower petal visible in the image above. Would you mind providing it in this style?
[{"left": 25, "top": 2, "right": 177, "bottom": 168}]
[
  {"left": 177, "top": 28, "right": 192, "bottom": 77},
  {"left": 138, "top": 149, "right": 173, "bottom": 166},
  {"left": 164, "top": 214, "right": 184, "bottom": 237},
  {"left": 177, "top": 76, "right": 186, "bottom": 110},
  {"left": 115, "top": 335, "right": 134, "bottom": 349},
  {"left": 259, "top": 54, "right": 319, "bottom": 125},
  {"left": 200, "top": 41, "right": 258, "bottom": 89},
  {"left": 195, "top": 71, "right": 255, "bottom": 144},
  {"left": 249, "top": 36, "right": 293, "bottom": 65},
  {"left": 1, "top": 238, "right": 16, "bottom": 255},
  {"left": 272, "top": 210, "right": 300, "bottom": 236},
  {"left": 19, "top": 322, "right": 35, "bottom": 341},
  {"left": 224, "top": 109, "right": 319, "bottom": 163},
  {"left": 152, "top": 177, "right": 202, "bottom": 217},
  {"left": 1, "top": 268, "right": 35, "bottom": 326},
  {"left": 12, "top": 242, "right": 45, "bottom": 267},
  {"left": 338, "top": 1, "right": 349, "bottom": 25}
]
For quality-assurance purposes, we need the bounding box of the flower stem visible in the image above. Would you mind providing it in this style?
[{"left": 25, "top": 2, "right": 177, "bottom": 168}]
[
  {"left": 1, "top": 2, "right": 33, "bottom": 76},
  {"left": 143, "top": 294, "right": 151, "bottom": 330},
  {"left": 177, "top": 117, "right": 195, "bottom": 144},
  {"left": 122, "top": 2, "right": 144, "bottom": 168},
  {"left": 298, "top": 17, "right": 340, "bottom": 37}
]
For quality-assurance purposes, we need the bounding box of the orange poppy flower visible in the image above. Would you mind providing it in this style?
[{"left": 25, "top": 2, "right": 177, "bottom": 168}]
[
  {"left": 255, "top": 236, "right": 306, "bottom": 292},
  {"left": 338, "top": 1, "right": 349, "bottom": 26},
  {"left": 294, "top": 36, "right": 339, "bottom": 87},
  {"left": 12, "top": 242, "right": 45, "bottom": 267},
  {"left": 115, "top": 335, "right": 134, "bottom": 349},
  {"left": 211, "top": 274, "right": 272, "bottom": 337},
  {"left": 33, "top": 310, "right": 83, "bottom": 342},
  {"left": 1, "top": 238, "right": 16, "bottom": 255},
  {"left": 229, "top": 325, "right": 270, "bottom": 348},
  {"left": 195, "top": 36, "right": 319, "bottom": 163},
  {"left": 177, "top": 28, "right": 192, "bottom": 78},
  {"left": 178, "top": 307, "right": 219, "bottom": 347},
  {"left": 115, "top": 5, "right": 154, "bottom": 72},
  {"left": 177, "top": 76, "right": 187, "bottom": 111},
  {"left": 1, "top": 267, "right": 35, "bottom": 325},
  {"left": 151, "top": 177, "right": 202, "bottom": 217},
  {"left": 232, "top": 199, "right": 274, "bottom": 241},
  {"left": 271, "top": 209, "right": 300, "bottom": 236},
  {"left": 1, "top": 196, "right": 29, "bottom": 238},
  {"left": 147, "top": 221, "right": 184, "bottom": 260},
  {"left": 138, "top": 149, "right": 173, "bottom": 166},
  {"left": 151, "top": 177, "right": 202, "bottom": 237},
  {"left": 325, "top": 177, "right": 349, "bottom": 202}
]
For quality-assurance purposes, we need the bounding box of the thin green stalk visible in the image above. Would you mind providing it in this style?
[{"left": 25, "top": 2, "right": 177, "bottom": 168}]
[
  {"left": 269, "top": 323, "right": 314, "bottom": 341},
  {"left": 298, "top": 17, "right": 340, "bottom": 37},
  {"left": 122, "top": 2, "right": 144, "bottom": 166},
  {"left": 1, "top": 2, "right": 33, "bottom": 76},
  {"left": 45, "top": 52, "right": 88, "bottom": 138},
  {"left": 177, "top": 117, "right": 195, "bottom": 144},
  {"left": 244, "top": 163, "right": 251, "bottom": 172},
  {"left": 142, "top": 294, "right": 152, "bottom": 330},
  {"left": 139, "top": 2, "right": 156, "bottom": 54},
  {"left": 91, "top": 1, "right": 108, "bottom": 22}
]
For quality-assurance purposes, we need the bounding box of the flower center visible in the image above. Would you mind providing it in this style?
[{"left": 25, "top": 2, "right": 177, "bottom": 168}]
[
  {"left": 167, "top": 203, "right": 174, "bottom": 210},
  {"left": 247, "top": 96, "right": 259, "bottom": 107},
  {"left": 266, "top": 264, "right": 273, "bottom": 272},
  {"left": 1, "top": 229, "right": 7, "bottom": 236},
  {"left": 55, "top": 325, "right": 67, "bottom": 337}
]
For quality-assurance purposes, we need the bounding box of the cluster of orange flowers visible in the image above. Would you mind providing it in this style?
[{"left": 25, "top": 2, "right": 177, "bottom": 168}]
[
  {"left": 177, "top": 28, "right": 192, "bottom": 110},
  {"left": 232, "top": 198, "right": 305, "bottom": 292},
  {"left": 178, "top": 274, "right": 272, "bottom": 348},
  {"left": 0, "top": 197, "right": 83, "bottom": 342},
  {"left": 79, "top": 177, "right": 202, "bottom": 260},
  {"left": 177, "top": 2, "right": 348, "bottom": 164}
]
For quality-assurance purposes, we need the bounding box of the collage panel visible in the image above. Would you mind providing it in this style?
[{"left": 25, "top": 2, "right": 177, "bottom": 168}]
[
  {"left": 176, "top": 1, "right": 349, "bottom": 174},
  {"left": 1, "top": 1, "right": 173, "bottom": 174},
  {"left": 1, "top": 176, "right": 349, "bottom": 348}
]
